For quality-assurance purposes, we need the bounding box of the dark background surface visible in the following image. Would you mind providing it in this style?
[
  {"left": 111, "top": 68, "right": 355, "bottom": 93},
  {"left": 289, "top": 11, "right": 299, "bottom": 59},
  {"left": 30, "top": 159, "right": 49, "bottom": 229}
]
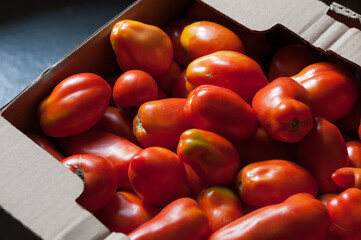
[{"left": 0, "top": 0, "right": 360, "bottom": 239}]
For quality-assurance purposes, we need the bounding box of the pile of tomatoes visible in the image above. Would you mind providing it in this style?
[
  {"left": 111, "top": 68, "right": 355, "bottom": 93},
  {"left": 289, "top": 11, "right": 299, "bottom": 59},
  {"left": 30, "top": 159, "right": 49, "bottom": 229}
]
[{"left": 29, "top": 4, "right": 361, "bottom": 240}]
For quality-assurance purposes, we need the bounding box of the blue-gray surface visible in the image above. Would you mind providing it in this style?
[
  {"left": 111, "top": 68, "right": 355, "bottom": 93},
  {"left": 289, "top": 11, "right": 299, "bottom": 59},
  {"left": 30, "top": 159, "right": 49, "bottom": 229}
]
[{"left": 0, "top": 0, "right": 135, "bottom": 108}]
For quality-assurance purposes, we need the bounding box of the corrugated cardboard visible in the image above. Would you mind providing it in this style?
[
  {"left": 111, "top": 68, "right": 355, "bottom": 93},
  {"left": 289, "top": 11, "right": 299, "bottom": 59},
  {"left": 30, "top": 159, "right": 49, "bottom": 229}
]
[{"left": 0, "top": 0, "right": 360, "bottom": 239}]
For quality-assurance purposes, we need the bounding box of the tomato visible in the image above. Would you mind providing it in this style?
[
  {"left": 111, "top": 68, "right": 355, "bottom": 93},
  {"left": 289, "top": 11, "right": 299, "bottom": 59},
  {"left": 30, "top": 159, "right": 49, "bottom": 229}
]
[
  {"left": 92, "top": 106, "right": 138, "bottom": 144},
  {"left": 233, "top": 127, "right": 297, "bottom": 167},
  {"left": 153, "top": 61, "right": 182, "bottom": 96},
  {"left": 27, "top": 133, "right": 64, "bottom": 161},
  {"left": 336, "top": 90, "right": 361, "bottom": 135},
  {"left": 332, "top": 167, "right": 361, "bottom": 189},
  {"left": 197, "top": 186, "right": 244, "bottom": 232},
  {"left": 128, "top": 197, "right": 212, "bottom": 240},
  {"left": 184, "top": 85, "right": 258, "bottom": 141},
  {"left": 292, "top": 62, "right": 359, "bottom": 122},
  {"left": 38, "top": 73, "right": 111, "bottom": 137},
  {"left": 327, "top": 188, "right": 361, "bottom": 240},
  {"left": 164, "top": 18, "right": 194, "bottom": 68},
  {"left": 171, "top": 70, "right": 189, "bottom": 98},
  {"left": 236, "top": 159, "right": 318, "bottom": 207},
  {"left": 252, "top": 77, "right": 313, "bottom": 142},
  {"left": 318, "top": 193, "right": 338, "bottom": 206},
  {"left": 57, "top": 130, "right": 142, "bottom": 190},
  {"left": 61, "top": 154, "right": 117, "bottom": 213},
  {"left": 110, "top": 20, "right": 173, "bottom": 76},
  {"left": 180, "top": 21, "right": 244, "bottom": 60},
  {"left": 128, "top": 147, "right": 190, "bottom": 207},
  {"left": 346, "top": 140, "right": 361, "bottom": 167},
  {"left": 268, "top": 44, "right": 316, "bottom": 81},
  {"left": 209, "top": 193, "right": 330, "bottom": 240},
  {"left": 186, "top": 50, "right": 268, "bottom": 104},
  {"left": 113, "top": 70, "right": 159, "bottom": 109},
  {"left": 133, "top": 98, "right": 192, "bottom": 150},
  {"left": 177, "top": 128, "right": 240, "bottom": 185},
  {"left": 359, "top": 118, "right": 361, "bottom": 139},
  {"left": 184, "top": 163, "right": 208, "bottom": 199},
  {"left": 297, "top": 117, "right": 349, "bottom": 193},
  {"left": 96, "top": 191, "right": 160, "bottom": 234}
]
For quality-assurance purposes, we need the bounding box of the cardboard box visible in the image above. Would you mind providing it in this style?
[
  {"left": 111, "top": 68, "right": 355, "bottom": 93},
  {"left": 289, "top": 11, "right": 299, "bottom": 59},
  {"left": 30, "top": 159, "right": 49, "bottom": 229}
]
[{"left": 0, "top": 0, "right": 360, "bottom": 239}]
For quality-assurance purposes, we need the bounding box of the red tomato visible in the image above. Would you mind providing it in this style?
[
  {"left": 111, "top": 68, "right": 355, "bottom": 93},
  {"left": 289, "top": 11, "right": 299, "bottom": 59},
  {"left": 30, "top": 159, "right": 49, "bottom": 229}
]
[
  {"left": 318, "top": 193, "right": 338, "bottom": 206},
  {"left": 128, "top": 147, "right": 190, "bottom": 207},
  {"left": 184, "top": 85, "right": 258, "bottom": 141},
  {"left": 336, "top": 90, "right": 361, "bottom": 135},
  {"left": 346, "top": 140, "right": 361, "bottom": 167},
  {"left": 297, "top": 117, "right": 349, "bottom": 193},
  {"left": 252, "top": 77, "right": 313, "bottom": 142},
  {"left": 332, "top": 167, "right": 361, "bottom": 189},
  {"left": 128, "top": 197, "right": 212, "bottom": 240},
  {"left": 133, "top": 98, "right": 192, "bottom": 150},
  {"left": 186, "top": 50, "right": 268, "bottom": 104},
  {"left": 96, "top": 191, "right": 160, "bottom": 234},
  {"left": 209, "top": 193, "right": 330, "bottom": 240},
  {"left": 153, "top": 61, "right": 182, "bottom": 96},
  {"left": 27, "top": 133, "right": 64, "bottom": 161},
  {"left": 57, "top": 130, "right": 142, "bottom": 190},
  {"left": 268, "top": 44, "right": 316, "bottom": 81},
  {"left": 61, "top": 154, "right": 117, "bottom": 213},
  {"left": 38, "top": 73, "right": 111, "bottom": 137},
  {"left": 177, "top": 128, "right": 240, "bottom": 185},
  {"left": 184, "top": 163, "right": 208, "bottom": 199},
  {"left": 113, "top": 70, "right": 159, "bottom": 108},
  {"left": 180, "top": 21, "right": 245, "bottom": 60},
  {"left": 237, "top": 159, "right": 318, "bottom": 207},
  {"left": 164, "top": 18, "right": 194, "bottom": 68},
  {"left": 327, "top": 188, "right": 361, "bottom": 240},
  {"left": 171, "top": 70, "right": 189, "bottom": 98},
  {"left": 110, "top": 20, "right": 173, "bottom": 76},
  {"left": 197, "top": 186, "right": 244, "bottom": 232},
  {"left": 292, "top": 62, "right": 359, "bottom": 122},
  {"left": 92, "top": 106, "right": 138, "bottom": 144}
]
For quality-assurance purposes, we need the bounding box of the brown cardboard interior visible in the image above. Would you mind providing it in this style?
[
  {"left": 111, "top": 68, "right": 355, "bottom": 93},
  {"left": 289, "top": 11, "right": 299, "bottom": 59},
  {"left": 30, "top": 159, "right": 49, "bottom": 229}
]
[{"left": 0, "top": 0, "right": 360, "bottom": 239}]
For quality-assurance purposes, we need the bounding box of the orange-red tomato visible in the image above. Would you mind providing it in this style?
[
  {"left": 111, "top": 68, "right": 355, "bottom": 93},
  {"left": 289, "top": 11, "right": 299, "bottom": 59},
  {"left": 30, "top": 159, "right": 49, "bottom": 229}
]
[
  {"left": 38, "top": 73, "right": 111, "bottom": 137},
  {"left": 113, "top": 70, "right": 159, "bottom": 108},
  {"left": 110, "top": 20, "right": 173, "bottom": 76},
  {"left": 27, "top": 133, "right": 64, "bottom": 161},
  {"left": 180, "top": 21, "right": 245, "bottom": 60},
  {"left": 186, "top": 50, "right": 268, "bottom": 104},
  {"left": 237, "top": 159, "right": 318, "bottom": 207},
  {"left": 332, "top": 167, "right": 361, "bottom": 189},
  {"left": 61, "top": 154, "right": 117, "bottom": 213},
  {"left": 346, "top": 140, "right": 361, "bottom": 168},
  {"left": 96, "top": 191, "right": 160, "bottom": 234}
]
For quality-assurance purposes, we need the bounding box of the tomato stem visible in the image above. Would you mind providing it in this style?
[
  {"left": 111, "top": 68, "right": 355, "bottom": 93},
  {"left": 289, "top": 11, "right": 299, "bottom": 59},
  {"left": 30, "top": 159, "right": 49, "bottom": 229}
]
[{"left": 289, "top": 118, "right": 300, "bottom": 130}]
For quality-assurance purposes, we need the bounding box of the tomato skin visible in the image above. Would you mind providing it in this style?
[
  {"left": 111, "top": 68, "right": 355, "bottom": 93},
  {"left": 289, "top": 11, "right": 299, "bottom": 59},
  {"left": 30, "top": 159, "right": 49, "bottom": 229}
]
[
  {"left": 297, "top": 117, "right": 349, "bottom": 193},
  {"left": 113, "top": 70, "right": 159, "bottom": 109},
  {"left": 268, "top": 44, "right": 316, "bottom": 81},
  {"left": 336, "top": 91, "right": 361, "bottom": 135},
  {"left": 96, "top": 191, "right": 160, "bottom": 234},
  {"left": 186, "top": 50, "right": 268, "bottom": 104},
  {"left": 252, "top": 77, "right": 313, "bottom": 142},
  {"left": 133, "top": 98, "right": 192, "bottom": 150},
  {"left": 197, "top": 186, "right": 244, "bottom": 232},
  {"left": 38, "top": 73, "right": 111, "bottom": 137},
  {"left": 128, "top": 197, "right": 212, "bottom": 240},
  {"left": 61, "top": 154, "right": 117, "bottom": 213},
  {"left": 171, "top": 70, "right": 189, "bottom": 98},
  {"left": 180, "top": 21, "right": 245, "bottom": 60},
  {"left": 184, "top": 163, "right": 208, "bottom": 199},
  {"left": 292, "top": 62, "right": 359, "bottom": 122},
  {"left": 57, "top": 130, "right": 142, "bottom": 190},
  {"left": 237, "top": 159, "right": 318, "bottom": 207},
  {"left": 128, "top": 147, "right": 190, "bottom": 207},
  {"left": 27, "top": 133, "right": 64, "bottom": 161},
  {"left": 184, "top": 85, "right": 258, "bottom": 141},
  {"left": 110, "top": 20, "right": 173, "bottom": 76},
  {"left": 177, "top": 129, "right": 240, "bottom": 185},
  {"left": 209, "top": 193, "right": 330, "bottom": 240},
  {"left": 332, "top": 167, "right": 361, "bottom": 189},
  {"left": 318, "top": 193, "right": 338, "bottom": 206},
  {"left": 327, "top": 188, "right": 361, "bottom": 240},
  {"left": 346, "top": 140, "right": 361, "bottom": 167},
  {"left": 164, "top": 18, "right": 194, "bottom": 68},
  {"left": 153, "top": 61, "right": 182, "bottom": 97}
]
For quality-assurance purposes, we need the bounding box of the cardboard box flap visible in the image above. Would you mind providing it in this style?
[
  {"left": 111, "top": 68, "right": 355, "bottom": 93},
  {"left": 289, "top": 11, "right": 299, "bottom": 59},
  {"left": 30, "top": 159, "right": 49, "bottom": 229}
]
[
  {"left": 201, "top": 0, "right": 361, "bottom": 67},
  {"left": 0, "top": 117, "right": 120, "bottom": 240}
]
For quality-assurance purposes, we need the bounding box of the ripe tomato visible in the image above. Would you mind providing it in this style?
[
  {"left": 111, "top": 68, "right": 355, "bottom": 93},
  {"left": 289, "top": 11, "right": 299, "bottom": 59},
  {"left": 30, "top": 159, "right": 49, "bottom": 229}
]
[
  {"left": 236, "top": 159, "right": 318, "bottom": 208},
  {"left": 27, "top": 133, "right": 64, "bottom": 161},
  {"left": 128, "top": 147, "right": 190, "bottom": 207},
  {"left": 336, "top": 90, "right": 361, "bottom": 135},
  {"left": 346, "top": 140, "right": 361, "bottom": 167},
  {"left": 96, "top": 191, "right": 160, "bottom": 234},
  {"left": 184, "top": 85, "right": 258, "bottom": 141},
  {"left": 154, "top": 61, "right": 182, "bottom": 96},
  {"left": 113, "top": 70, "right": 159, "bottom": 108},
  {"left": 38, "top": 73, "right": 111, "bottom": 137},
  {"left": 171, "top": 70, "right": 189, "bottom": 98},
  {"left": 332, "top": 167, "right": 361, "bottom": 189},
  {"left": 61, "top": 154, "right": 117, "bottom": 213},
  {"left": 183, "top": 163, "right": 208, "bottom": 199},
  {"left": 186, "top": 50, "right": 268, "bottom": 104},
  {"left": 110, "top": 20, "right": 173, "bottom": 76},
  {"left": 180, "top": 21, "right": 245, "bottom": 60}
]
